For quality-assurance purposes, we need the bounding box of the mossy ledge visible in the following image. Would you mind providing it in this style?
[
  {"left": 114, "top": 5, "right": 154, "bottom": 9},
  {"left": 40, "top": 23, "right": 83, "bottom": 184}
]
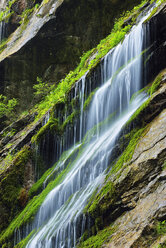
[
  {"left": 0, "top": 1, "right": 165, "bottom": 247},
  {"left": 0, "top": 146, "right": 32, "bottom": 234},
  {"left": 77, "top": 71, "right": 166, "bottom": 247}
]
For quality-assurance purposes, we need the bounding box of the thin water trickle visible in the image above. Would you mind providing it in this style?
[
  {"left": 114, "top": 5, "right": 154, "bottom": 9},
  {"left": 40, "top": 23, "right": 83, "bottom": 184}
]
[
  {"left": 79, "top": 73, "right": 87, "bottom": 142},
  {"left": 0, "top": 0, "right": 8, "bottom": 43},
  {"left": 14, "top": 9, "right": 153, "bottom": 248}
]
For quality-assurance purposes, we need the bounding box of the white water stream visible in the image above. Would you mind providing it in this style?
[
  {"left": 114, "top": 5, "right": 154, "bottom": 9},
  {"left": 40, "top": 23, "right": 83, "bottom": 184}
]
[
  {"left": 16, "top": 9, "right": 152, "bottom": 248},
  {"left": 0, "top": 0, "right": 7, "bottom": 43}
]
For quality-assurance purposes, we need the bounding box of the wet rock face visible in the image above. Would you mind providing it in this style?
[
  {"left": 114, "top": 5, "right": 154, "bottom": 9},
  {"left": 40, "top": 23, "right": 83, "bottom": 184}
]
[
  {"left": 98, "top": 108, "right": 166, "bottom": 248},
  {"left": 145, "top": 3, "right": 166, "bottom": 84},
  {"left": 0, "top": 0, "right": 142, "bottom": 112}
]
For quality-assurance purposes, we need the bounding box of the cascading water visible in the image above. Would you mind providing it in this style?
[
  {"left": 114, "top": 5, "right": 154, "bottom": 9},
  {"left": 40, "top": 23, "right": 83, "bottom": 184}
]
[
  {"left": 0, "top": 0, "right": 7, "bottom": 43},
  {"left": 14, "top": 9, "right": 153, "bottom": 248}
]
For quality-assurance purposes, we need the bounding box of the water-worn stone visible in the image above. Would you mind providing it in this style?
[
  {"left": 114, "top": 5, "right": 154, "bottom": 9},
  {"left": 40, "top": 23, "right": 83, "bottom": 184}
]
[{"left": 101, "top": 108, "right": 166, "bottom": 248}]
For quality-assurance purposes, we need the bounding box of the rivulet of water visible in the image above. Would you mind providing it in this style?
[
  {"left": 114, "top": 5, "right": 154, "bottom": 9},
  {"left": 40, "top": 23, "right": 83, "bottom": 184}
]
[{"left": 14, "top": 8, "right": 153, "bottom": 248}]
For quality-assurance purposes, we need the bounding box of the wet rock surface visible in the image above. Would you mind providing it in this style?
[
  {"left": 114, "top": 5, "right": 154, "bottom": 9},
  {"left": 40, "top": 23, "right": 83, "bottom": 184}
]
[
  {"left": 0, "top": 0, "right": 143, "bottom": 112},
  {"left": 145, "top": 2, "right": 166, "bottom": 84},
  {"left": 100, "top": 109, "right": 166, "bottom": 248}
]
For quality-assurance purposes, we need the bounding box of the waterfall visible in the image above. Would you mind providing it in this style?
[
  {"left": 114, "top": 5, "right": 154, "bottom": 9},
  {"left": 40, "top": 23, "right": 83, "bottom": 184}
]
[
  {"left": 0, "top": 0, "right": 7, "bottom": 43},
  {"left": 0, "top": 21, "right": 5, "bottom": 42},
  {"left": 14, "top": 9, "right": 152, "bottom": 248}
]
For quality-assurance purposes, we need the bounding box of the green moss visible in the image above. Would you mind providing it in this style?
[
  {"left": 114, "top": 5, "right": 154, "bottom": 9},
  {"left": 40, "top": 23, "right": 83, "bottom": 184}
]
[
  {"left": 28, "top": 164, "right": 56, "bottom": 198},
  {"left": 148, "top": 73, "right": 163, "bottom": 95},
  {"left": 31, "top": 117, "right": 59, "bottom": 143},
  {"left": 156, "top": 220, "right": 166, "bottom": 235},
  {"left": 32, "top": 110, "right": 79, "bottom": 144},
  {"left": 62, "top": 111, "right": 79, "bottom": 131},
  {"left": 14, "top": 230, "right": 35, "bottom": 248},
  {"left": 88, "top": 181, "right": 116, "bottom": 218},
  {"left": 156, "top": 242, "right": 166, "bottom": 248},
  {"left": 19, "top": 4, "right": 39, "bottom": 25},
  {"left": 0, "top": 146, "right": 31, "bottom": 233},
  {"left": 84, "top": 127, "right": 146, "bottom": 220},
  {"left": 77, "top": 224, "right": 116, "bottom": 248},
  {"left": 28, "top": 144, "right": 80, "bottom": 198},
  {"left": 126, "top": 98, "right": 151, "bottom": 127},
  {"left": 84, "top": 188, "right": 98, "bottom": 213},
  {"left": 0, "top": 0, "right": 16, "bottom": 22},
  {"left": 31, "top": 0, "right": 150, "bottom": 120},
  {"left": 130, "top": 84, "right": 150, "bottom": 102},
  {"left": 110, "top": 127, "right": 146, "bottom": 174},
  {"left": 154, "top": 220, "right": 166, "bottom": 248},
  {"left": 0, "top": 38, "right": 9, "bottom": 54},
  {"left": 0, "top": 170, "right": 69, "bottom": 244},
  {"left": 0, "top": 143, "right": 82, "bottom": 245},
  {"left": 127, "top": 70, "right": 165, "bottom": 127},
  {"left": 163, "top": 161, "right": 166, "bottom": 170},
  {"left": 144, "top": 0, "right": 165, "bottom": 23},
  {"left": 83, "top": 89, "right": 98, "bottom": 111}
]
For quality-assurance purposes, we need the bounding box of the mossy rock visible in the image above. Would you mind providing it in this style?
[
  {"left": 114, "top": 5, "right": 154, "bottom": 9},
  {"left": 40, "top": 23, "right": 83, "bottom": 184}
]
[{"left": 0, "top": 145, "right": 32, "bottom": 233}]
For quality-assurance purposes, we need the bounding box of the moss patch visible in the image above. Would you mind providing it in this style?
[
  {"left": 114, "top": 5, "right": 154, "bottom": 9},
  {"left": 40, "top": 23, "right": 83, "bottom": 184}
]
[
  {"left": 88, "top": 181, "right": 116, "bottom": 219},
  {"left": 110, "top": 127, "right": 146, "bottom": 174},
  {"left": 148, "top": 73, "right": 163, "bottom": 95},
  {"left": 31, "top": 0, "right": 151, "bottom": 121},
  {"left": 31, "top": 117, "right": 59, "bottom": 143},
  {"left": 14, "top": 230, "right": 35, "bottom": 248},
  {"left": 83, "top": 89, "right": 98, "bottom": 111},
  {"left": 77, "top": 224, "right": 116, "bottom": 248},
  {"left": 0, "top": 142, "right": 83, "bottom": 246},
  {"left": 0, "top": 146, "right": 31, "bottom": 233}
]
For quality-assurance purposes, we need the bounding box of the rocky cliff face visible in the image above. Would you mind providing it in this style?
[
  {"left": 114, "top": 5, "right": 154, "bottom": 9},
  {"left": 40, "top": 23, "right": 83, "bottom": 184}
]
[
  {"left": 0, "top": 1, "right": 166, "bottom": 248},
  {"left": 0, "top": 0, "right": 142, "bottom": 113}
]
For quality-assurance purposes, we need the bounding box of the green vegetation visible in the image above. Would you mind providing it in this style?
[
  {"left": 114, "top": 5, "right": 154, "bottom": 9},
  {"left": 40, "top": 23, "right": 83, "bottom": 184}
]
[
  {"left": 0, "top": 169, "right": 68, "bottom": 244},
  {"left": 14, "top": 230, "right": 35, "bottom": 248},
  {"left": 83, "top": 89, "right": 97, "bottom": 111},
  {"left": 31, "top": 117, "right": 59, "bottom": 143},
  {"left": 77, "top": 225, "right": 116, "bottom": 248},
  {"left": 0, "top": 0, "right": 16, "bottom": 22},
  {"left": 0, "top": 0, "right": 163, "bottom": 246},
  {"left": 33, "top": 77, "right": 55, "bottom": 101},
  {"left": 0, "top": 94, "right": 18, "bottom": 120},
  {"left": 163, "top": 161, "right": 166, "bottom": 170},
  {"left": 0, "top": 146, "right": 31, "bottom": 234},
  {"left": 1, "top": 129, "right": 16, "bottom": 138},
  {"left": 126, "top": 98, "right": 151, "bottom": 126},
  {"left": 83, "top": 127, "right": 146, "bottom": 221},
  {"left": 127, "top": 69, "right": 165, "bottom": 127},
  {"left": 154, "top": 220, "right": 166, "bottom": 248},
  {"left": 156, "top": 242, "right": 166, "bottom": 248},
  {"left": 31, "top": 110, "right": 79, "bottom": 144},
  {"left": 145, "top": 0, "right": 165, "bottom": 23},
  {"left": 110, "top": 127, "right": 146, "bottom": 174},
  {"left": 26, "top": 0, "right": 157, "bottom": 147},
  {"left": 156, "top": 220, "right": 166, "bottom": 235},
  {"left": 0, "top": 143, "right": 82, "bottom": 246},
  {"left": 19, "top": 4, "right": 39, "bottom": 25},
  {"left": 0, "top": 38, "right": 9, "bottom": 54},
  {"left": 0, "top": 153, "right": 14, "bottom": 174},
  {"left": 28, "top": 162, "right": 57, "bottom": 198},
  {"left": 148, "top": 72, "right": 163, "bottom": 95},
  {"left": 28, "top": 145, "right": 80, "bottom": 198},
  {"left": 88, "top": 181, "right": 116, "bottom": 218},
  {"left": 31, "top": 0, "right": 151, "bottom": 120}
]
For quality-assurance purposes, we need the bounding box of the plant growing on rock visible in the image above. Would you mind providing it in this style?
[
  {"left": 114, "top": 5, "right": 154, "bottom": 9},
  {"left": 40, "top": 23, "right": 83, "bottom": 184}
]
[{"left": 0, "top": 94, "right": 18, "bottom": 121}]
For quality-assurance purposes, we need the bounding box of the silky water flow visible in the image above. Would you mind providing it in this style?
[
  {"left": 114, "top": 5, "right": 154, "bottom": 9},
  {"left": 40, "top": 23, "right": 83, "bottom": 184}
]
[{"left": 14, "top": 9, "right": 153, "bottom": 248}]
